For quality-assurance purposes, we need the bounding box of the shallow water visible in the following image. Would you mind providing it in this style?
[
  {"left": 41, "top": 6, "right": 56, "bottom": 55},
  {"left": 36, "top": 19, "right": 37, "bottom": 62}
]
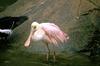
[{"left": 0, "top": 45, "right": 100, "bottom": 66}]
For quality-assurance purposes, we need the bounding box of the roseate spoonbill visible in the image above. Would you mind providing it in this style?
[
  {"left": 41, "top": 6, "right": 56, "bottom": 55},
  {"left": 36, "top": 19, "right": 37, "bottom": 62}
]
[
  {"left": 24, "top": 22, "right": 69, "bottom": 61},
  {"left": 0, "top": 16, "right": 28, "bottom": 39}
]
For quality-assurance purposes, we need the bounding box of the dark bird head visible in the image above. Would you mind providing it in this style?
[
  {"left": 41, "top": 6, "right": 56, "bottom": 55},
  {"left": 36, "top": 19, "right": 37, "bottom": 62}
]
[
  {"left": 0, "top": 16, "right": 28, "bottom": 29},
  {"left": 0, "top": 16, "right": 28, "bottom": 39}
]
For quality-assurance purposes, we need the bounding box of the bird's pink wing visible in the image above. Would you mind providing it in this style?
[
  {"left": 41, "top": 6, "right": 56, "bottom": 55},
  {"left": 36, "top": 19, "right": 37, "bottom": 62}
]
[{"left": 41, "top": 23, "right": 69, "bottom": 45}]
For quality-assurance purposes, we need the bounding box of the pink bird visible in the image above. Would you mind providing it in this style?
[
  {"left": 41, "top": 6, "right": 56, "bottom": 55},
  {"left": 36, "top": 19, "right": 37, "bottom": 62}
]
[{"left": 24, "top": 22, "right": 69, "bottom": 61}]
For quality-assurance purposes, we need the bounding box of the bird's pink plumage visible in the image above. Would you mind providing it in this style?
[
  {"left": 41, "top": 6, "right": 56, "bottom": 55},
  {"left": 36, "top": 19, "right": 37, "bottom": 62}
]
[{"left": 41, "top": 23, "right": 69, "bottom": 45}]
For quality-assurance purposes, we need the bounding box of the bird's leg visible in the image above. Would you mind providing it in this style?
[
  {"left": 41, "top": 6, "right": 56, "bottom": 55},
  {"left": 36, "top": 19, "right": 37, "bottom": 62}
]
[
  {"left": 53, "top": 50, "right": 56, "bottom": 62},
  {"left": 45, "top": 43, "right": 50, "bottom": 61},
  {"left": 53, "top": 45, "right": 56, "bottom": 62}
]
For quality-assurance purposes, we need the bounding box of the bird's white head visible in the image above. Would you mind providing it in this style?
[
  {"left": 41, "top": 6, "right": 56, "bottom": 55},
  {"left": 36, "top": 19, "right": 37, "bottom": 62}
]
[{"left": 31, "top": 22, "right": 40, "bottom": 31}]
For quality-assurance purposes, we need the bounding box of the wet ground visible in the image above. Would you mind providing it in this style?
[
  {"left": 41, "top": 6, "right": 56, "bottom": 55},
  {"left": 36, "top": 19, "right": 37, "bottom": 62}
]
[{"left": 0, "top": 0, "right": 100, "bottom": 66}]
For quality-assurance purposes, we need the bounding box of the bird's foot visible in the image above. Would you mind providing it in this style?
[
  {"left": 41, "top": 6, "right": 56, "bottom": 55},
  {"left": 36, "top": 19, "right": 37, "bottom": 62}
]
[{"left": 46, "top": 52, "right": 56, "bottom": 63}]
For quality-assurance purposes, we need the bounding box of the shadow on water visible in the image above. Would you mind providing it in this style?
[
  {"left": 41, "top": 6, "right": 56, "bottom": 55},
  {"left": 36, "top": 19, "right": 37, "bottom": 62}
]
[{"left": 0, "top": 0, "right": 18, "bottom": 12}]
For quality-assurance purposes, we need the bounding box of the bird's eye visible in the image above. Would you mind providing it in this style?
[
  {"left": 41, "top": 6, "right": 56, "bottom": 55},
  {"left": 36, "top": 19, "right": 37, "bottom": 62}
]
[{"left": 33, "top": 26, "right": 36, "bottom": 29}]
